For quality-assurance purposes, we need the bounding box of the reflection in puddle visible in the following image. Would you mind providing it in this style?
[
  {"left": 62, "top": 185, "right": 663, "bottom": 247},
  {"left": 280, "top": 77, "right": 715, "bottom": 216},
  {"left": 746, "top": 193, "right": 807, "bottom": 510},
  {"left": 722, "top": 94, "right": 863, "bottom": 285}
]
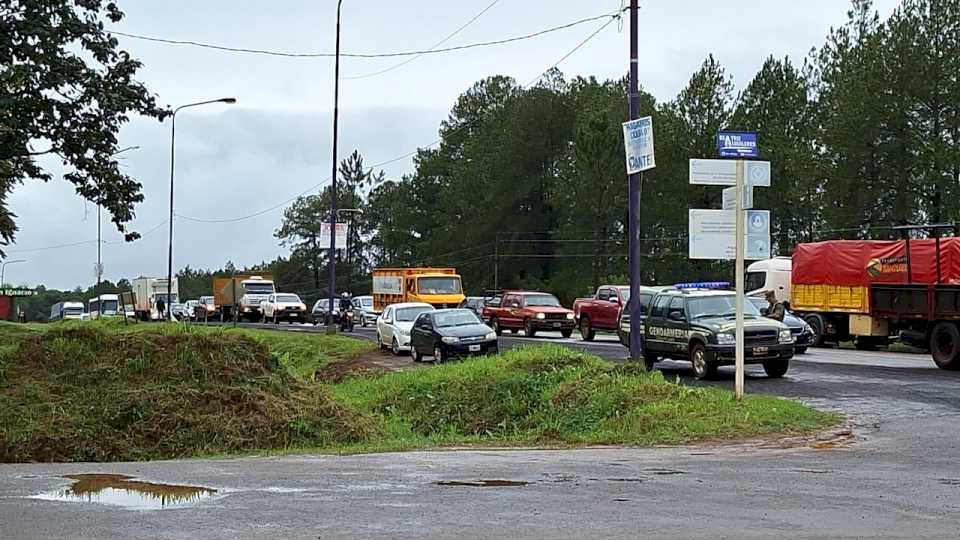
[{"left": 33, "top": 474, "right": 216, "bottom": 510}]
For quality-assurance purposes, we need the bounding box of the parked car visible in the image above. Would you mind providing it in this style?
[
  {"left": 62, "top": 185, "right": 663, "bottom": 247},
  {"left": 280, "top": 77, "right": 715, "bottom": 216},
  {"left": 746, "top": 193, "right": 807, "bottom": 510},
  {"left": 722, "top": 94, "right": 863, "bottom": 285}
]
[
  {"left": 482, "top": 291, "right": 575, "bottom": 338},
  {"left": 311, "top": 299, "right": 342, "bottom": 325},
  {"left": 409, "top": 308, "right": 498, "bottom": 363},
  {"left": 748, "top": 297, "right": 813, "bottom": 354},
  {"left": 376, "top": 302, "right": 435, "bottom": 355},
  {"left": 171, "top": 302, "right": 191, "bottom": 321},
  {"left": 573, "top": 285, "right": 630, "bottom": 341},
  {"left": 351, "top": 295, "right": 380, "bottom": 327},
  {"left": 643, "top": 286, "right": 794, "bottom": 379},
  {"left": 260, "top": 293, "right": 308, "bottom": 324}
]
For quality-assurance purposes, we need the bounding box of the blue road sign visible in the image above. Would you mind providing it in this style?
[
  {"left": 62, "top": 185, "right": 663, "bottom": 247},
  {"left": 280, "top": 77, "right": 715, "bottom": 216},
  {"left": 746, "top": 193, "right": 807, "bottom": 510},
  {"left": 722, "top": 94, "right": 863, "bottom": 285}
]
[{"left": 717, "top": 131, "right": 759, "bottom": 158}]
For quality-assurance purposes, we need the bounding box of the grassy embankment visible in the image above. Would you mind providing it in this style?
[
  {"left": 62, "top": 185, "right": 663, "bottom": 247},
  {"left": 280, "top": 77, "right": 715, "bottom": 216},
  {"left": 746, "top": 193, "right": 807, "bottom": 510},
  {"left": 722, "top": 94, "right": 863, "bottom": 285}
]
[{"left": 0, "top": 320, "right": 838, "bottom": 462}]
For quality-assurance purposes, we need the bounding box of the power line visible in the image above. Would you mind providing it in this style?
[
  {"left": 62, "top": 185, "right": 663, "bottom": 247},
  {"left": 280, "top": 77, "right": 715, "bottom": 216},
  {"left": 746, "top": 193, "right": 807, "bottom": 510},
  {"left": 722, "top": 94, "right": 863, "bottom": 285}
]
[
  {"left": 343, "top": 0, "right": 503, "bottom": 80},
  {"left": 5, "top": 219, "right": 168, "bottom": 253},
  {"left": 173, "top": 11, "right": 621, "bottom": 226},
  {"left": 109, "top": 11, "right": 620, "bottom": 60}
]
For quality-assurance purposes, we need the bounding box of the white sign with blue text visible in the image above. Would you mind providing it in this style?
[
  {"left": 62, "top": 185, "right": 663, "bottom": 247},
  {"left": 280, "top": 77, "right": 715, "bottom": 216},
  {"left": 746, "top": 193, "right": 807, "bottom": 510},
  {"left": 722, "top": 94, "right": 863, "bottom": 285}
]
[{"left": 622, "top": 116, "right": 656, "bottom": 174}]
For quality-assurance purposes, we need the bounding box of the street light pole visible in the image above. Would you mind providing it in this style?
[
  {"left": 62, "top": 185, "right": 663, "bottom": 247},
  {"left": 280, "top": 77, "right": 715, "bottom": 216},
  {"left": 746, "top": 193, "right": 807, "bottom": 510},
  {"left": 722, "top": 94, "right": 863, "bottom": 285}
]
[
  {"left": 1, "top": 259, "right": 27, "bottom": 289},
  {"left": 327, "top": 0, "right": 344, "bottom": 335},
  {"left": 98, "top": 145, "right": 140, "bottom": 289},
  {"left": 167, "top": 98, "right": 236, "bottom": 320}
]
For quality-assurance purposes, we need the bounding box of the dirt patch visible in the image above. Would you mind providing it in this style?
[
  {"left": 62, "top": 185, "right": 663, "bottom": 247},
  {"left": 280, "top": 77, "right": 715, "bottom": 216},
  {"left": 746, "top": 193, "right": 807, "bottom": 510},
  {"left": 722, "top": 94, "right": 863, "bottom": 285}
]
[{"left": 315, "top": 350, "right": 422, "bottom": 383}]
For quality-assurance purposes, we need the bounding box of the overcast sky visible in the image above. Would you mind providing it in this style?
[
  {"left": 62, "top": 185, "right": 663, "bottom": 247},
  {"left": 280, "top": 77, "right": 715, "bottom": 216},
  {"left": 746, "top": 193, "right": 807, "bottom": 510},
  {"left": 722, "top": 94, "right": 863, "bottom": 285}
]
[{"left": 6, "top": 0, "right": 902, "bottom": 291}]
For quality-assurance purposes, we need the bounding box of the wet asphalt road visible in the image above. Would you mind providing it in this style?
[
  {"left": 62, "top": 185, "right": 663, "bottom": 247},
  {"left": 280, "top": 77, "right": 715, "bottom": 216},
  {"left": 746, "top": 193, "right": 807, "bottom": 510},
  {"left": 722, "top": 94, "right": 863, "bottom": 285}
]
[{"left": 1, "top": 324, "right": 959, "bottom": 539}]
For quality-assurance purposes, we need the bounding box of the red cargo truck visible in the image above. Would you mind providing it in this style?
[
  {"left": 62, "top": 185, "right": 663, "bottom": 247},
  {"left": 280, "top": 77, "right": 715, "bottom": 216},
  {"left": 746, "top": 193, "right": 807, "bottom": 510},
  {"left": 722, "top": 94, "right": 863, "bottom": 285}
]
[{"left": 786, "top": 225, "right": 960, "bottom": 370}]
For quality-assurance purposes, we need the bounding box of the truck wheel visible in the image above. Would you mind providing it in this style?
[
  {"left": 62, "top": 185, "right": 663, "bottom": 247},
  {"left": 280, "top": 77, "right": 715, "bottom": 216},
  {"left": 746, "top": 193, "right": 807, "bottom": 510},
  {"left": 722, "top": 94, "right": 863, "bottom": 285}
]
[
  {"left": 490, "top": 318, "right": 502, "bottom": 336},
  {"left": 690, "top": 343, "right": 717, "bottom": 380},
  {"left": 804, "top": 314, "right": 826, "bottom": 347},
  {"left": 524, "top": 319, "right": 537, "bottom": 338},
  {"left": 930, "top": 322, "right": 960, "bottom": 370},
  {"left": 762, "top": 359, "right": 790, "bottom": 378},
  {"left": 579, "top": 317, "right": 595, "bottom": 341}
]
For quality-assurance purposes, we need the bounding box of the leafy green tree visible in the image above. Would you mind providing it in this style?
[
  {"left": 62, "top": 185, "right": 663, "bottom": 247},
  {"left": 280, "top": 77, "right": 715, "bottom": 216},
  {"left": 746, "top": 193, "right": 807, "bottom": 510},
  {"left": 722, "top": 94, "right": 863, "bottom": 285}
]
[{"left": 1, "top": 0, "right": 166, "bottom": 254}]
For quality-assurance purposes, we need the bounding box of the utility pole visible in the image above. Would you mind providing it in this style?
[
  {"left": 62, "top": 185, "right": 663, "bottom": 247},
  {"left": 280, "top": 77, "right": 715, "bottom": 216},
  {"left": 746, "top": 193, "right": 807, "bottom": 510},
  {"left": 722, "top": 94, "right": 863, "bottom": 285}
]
[
  {"left": 627, "top": 0, "right": 645, "bottom": 360},
  {"left": 326, "top": 0, "right": 344, "bottom": 335}
]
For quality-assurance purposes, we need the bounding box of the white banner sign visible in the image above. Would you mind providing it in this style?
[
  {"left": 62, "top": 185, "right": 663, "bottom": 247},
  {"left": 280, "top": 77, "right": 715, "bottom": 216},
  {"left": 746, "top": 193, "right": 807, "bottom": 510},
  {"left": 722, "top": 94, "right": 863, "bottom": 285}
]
[
  {"left": 372, "top": 276, "right": 403, "bottom": 295},
  {"left": 689, "top": 159, "right": 771, "bottom": 186},
  {"left": 622, "top": 116, "right": 656, "bottom": 174},
  {"left": 320, "top": 222, "right": 348, "bottom": 250},
  {"left": 688, "top": 209, "right": 770, "bottom": 260}
]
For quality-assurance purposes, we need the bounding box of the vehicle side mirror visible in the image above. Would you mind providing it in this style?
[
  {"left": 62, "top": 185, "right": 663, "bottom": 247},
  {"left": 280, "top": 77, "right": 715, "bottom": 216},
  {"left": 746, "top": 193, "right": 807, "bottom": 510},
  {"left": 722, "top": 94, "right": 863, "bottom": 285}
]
[
  {"left": 668, "top": 311, "right": 685, "bottom": 322},
  {"left": 760, "top": 307, "right": 769, "bottom": 315}
]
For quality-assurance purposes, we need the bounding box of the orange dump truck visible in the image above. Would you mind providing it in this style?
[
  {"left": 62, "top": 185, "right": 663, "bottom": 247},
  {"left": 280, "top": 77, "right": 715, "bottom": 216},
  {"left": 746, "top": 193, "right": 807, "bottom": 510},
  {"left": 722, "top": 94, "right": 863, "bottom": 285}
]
[
  {"left": 789, "top": 235, "right": 960, "bottom": 369},
  {"left": 372, "top": 268, "right": 465, "bottom": 311}
]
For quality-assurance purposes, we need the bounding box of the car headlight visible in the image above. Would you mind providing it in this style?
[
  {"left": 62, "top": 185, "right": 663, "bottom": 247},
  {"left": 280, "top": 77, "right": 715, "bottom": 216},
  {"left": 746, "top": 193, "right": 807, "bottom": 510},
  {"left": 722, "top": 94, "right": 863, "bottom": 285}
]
[
  {"left": 716, "top": 332, "right": 735, "bottom": 345},
  {"left": 441, "top": 336, "right": 460, "bottom": 344},
  {"left": 779, "top": 328, "right": 794, "bottom": 343},
  {"left": 566, "top": 313, "right": 575, "bottom": 320},
  {"left": 398, "top": 327, "right": 410, "bottom": 336},
  {"left": 536, "top": 313, "right": 546, "bottom": 320},
  {"left": 484, "top": 332, "right": 497, "bottom": 341}
]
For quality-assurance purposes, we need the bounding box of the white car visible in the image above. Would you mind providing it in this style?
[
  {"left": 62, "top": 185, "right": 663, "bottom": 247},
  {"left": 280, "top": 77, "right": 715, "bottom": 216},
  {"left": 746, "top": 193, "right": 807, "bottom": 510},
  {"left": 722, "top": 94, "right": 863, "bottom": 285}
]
[
  {"left": 352, "top": 295, "right": 380, "bottom": 327},
  {"left": 377, "top": 302, "right": 435, "bottom": 355},
  {"left": 260, "top": 293, "right": 308, "bottom": 324}
]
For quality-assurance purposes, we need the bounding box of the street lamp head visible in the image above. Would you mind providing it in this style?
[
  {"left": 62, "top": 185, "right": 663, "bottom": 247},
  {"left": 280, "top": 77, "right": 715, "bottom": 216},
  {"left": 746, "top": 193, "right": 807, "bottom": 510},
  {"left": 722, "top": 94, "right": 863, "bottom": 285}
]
[{"left": 220, "top": 98, "right": 238, "bottom": 104}]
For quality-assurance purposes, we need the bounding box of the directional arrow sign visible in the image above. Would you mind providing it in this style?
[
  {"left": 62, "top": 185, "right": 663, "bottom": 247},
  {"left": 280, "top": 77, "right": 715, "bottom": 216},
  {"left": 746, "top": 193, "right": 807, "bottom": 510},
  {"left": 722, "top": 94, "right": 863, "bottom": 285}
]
[
  {"left": 689, "top": 159, "right": 771, "bottom": 187},
  {"left": 722, "top": 185, "right": 754, "bottom": 210}
]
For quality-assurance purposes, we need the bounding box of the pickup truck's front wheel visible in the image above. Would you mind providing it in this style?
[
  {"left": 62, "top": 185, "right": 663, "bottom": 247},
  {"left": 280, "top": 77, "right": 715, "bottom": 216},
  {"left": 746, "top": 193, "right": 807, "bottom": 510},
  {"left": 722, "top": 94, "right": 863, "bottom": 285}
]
[
  {"left": 524, "top": 319, "right": 537, "bottom": 338},
  {"left": 579, "top": 317, "right": 595, "bottom": 341},
  {"left": 690, "top": 343, "right": 717, "bottom": 380}
]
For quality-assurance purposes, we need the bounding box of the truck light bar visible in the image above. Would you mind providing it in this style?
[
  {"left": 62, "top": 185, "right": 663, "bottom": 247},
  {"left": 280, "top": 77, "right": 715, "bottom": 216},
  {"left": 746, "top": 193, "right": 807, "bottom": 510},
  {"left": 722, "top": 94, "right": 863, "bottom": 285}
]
[{"left": 673, "top": 281, "right": 731, "bottom": 290}]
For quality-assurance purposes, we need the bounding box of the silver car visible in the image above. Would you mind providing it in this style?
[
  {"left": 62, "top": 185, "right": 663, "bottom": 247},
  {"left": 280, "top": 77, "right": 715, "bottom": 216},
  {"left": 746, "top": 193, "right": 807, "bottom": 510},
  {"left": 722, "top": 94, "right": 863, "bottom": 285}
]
[{"left": 352, "top": 295, "right": 380, "bottom": 327}]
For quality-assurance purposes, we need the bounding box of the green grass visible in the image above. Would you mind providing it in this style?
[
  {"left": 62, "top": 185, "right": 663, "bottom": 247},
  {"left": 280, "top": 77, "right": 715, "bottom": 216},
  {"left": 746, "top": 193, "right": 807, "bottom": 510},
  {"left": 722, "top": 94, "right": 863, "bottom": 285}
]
[
  {"left": 330, "top": 345, "right": 837, "bottom": 452},
  {"left": 0, "top": 320, "right": 838, "bottom": 462}
]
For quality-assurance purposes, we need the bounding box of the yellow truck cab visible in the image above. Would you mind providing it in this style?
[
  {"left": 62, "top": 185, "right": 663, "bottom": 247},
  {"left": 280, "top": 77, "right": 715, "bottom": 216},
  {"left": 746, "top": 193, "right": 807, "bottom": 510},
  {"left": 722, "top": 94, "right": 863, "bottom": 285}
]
[{"left": 373, "top": 268, "right": 465, "bottom": 311}]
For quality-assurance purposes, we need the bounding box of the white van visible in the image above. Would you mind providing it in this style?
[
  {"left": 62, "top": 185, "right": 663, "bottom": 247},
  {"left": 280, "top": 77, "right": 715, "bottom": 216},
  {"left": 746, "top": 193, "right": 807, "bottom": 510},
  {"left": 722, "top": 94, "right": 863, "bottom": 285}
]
[
  {"left": 50, "top": 301, "right": 86, "bottom": 321},
  {"left": 88, "top": 294, "right": 121, "bottom": 319},
  {"left": 745, "top": 257, "right": 792, "bottom": 302}
]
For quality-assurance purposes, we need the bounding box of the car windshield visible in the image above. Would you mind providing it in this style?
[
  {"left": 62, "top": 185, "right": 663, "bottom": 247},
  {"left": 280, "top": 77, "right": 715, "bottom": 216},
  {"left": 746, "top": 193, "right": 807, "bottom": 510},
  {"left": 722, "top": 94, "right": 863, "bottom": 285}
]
[
  {"left": 524, "top": 295, "right": 561, "bottom": 307},
  {"left": 745, "top": 272, "right": 766, "bottom": 293},
  {"left": 64, "top": 307, "right": 84, "bottom": 315},
  {"left": 201, "top": 297, "right": 214, "bottom": 305},
  {"left": 617, "top": 288, "right": 630, "bottom": 302},
  {"left": 688, "top": 295, "right": 762, "bottom": 319},
  {"left": 434, "top": 310, "right": 482, "bottom": 327},
  {"left": 276, "top": 294, "right": 301, "bottom": 303},
  {"left": 396, "top": 306, "right": 433, "bottom": 322},
  {"left": 360, "top": 297, "right": 373, "bottom": 307},
  {"left": 101, "top": 300, "right": 119, "bottom": 311},
  {"left": 417, "top": 277, "right": 462, "bottom": 295},
  {"left": 244, "top": 282, "right": 274, "bottom": 294}
]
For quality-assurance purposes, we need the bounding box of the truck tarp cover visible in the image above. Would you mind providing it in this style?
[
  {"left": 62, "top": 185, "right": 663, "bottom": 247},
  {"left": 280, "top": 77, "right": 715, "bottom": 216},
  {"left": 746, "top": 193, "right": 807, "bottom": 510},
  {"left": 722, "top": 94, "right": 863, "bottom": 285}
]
[{"left": 793, "top": 239, "right": 960, "bottom": 286}]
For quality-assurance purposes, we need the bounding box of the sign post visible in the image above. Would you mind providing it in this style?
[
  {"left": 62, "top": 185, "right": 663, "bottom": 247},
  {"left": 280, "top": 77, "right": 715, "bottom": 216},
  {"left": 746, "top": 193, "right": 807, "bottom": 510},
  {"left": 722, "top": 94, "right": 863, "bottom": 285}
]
[{"left": 734, "top": 160, "right": 746, "bottom": 400}]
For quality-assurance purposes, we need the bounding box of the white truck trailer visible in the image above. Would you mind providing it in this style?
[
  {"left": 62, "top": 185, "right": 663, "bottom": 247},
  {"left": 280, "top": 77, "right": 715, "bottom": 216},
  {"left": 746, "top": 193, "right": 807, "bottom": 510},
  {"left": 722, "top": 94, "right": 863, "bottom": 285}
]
[{"left": 132, "top": 276, "right": 180, "bottom": 321}]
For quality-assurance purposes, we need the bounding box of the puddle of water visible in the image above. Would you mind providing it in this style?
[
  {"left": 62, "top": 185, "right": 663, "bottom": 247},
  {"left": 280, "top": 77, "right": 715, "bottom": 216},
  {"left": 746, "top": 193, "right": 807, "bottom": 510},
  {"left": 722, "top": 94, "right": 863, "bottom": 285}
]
[
  {"left": 644, "top": 468, "right": 687, "bottom": 476},
  {"left": 32, "top": 474, "right": 216, "bottom": 510},
  {"left": 434, "top": 480, "right": 528, "bottom": 487}
]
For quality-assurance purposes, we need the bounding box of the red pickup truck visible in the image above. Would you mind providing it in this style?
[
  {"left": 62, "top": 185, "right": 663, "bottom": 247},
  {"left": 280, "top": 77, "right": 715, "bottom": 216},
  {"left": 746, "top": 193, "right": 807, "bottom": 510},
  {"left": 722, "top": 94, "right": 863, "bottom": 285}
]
[
  {"left": 573, "top": 286, "right": 629, "bottom": 341},
  {"left": 482, "top": 290, "right": 575, "bottom": 338}
]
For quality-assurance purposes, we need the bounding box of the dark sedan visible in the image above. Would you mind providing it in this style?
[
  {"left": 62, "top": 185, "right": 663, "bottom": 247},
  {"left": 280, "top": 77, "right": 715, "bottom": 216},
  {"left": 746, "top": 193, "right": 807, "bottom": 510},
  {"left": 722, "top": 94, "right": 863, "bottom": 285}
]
[
  {"left": 749, "top": 297, "right": 813, "bottom": 354},
  {"left": 311, "top": 300, "right": 342, "bottom": 325},
  {"left": 410, "top": 308, "right": 498, "bottom": 363}
]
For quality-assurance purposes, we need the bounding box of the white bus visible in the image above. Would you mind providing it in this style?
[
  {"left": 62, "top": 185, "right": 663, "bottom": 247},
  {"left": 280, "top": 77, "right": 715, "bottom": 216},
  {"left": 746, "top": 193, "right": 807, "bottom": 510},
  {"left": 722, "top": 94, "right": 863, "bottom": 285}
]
[
  {"left": 50, "top": 301, "right": 85, "bottom": 322},
  {"left": 88, "top": 294, "right": 121, "bottom": 319}
]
